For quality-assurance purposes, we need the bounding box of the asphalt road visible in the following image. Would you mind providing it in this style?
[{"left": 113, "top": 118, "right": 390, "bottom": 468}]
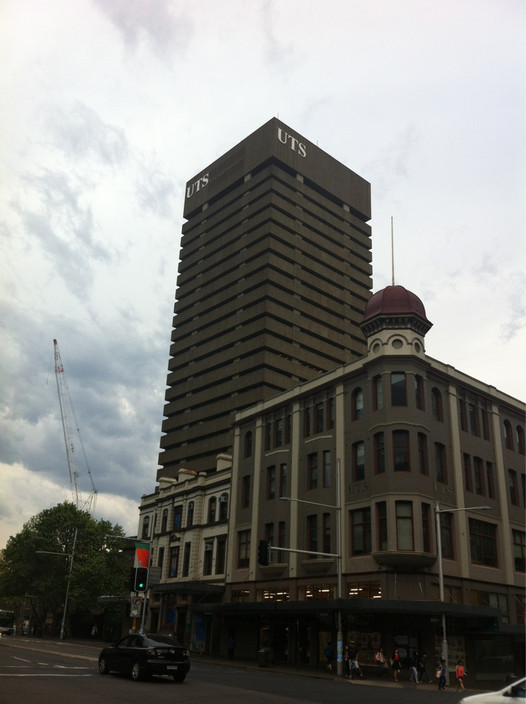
[{"left": 0, "top": 637, "right": 475, "bottom": 704}]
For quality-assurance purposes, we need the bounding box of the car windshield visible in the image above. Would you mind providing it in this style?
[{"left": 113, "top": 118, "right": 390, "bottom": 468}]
[{"left": 145, "top": 634, "right": 182, "bottom": 647}]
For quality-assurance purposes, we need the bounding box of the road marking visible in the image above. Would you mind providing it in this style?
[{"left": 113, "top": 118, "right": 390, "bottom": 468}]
[
  {"left": 1, "top": 666, "right": 32, "bottom": 669},
  {"left": 53, "top": 664, "right": 91, "bottom": 670},
  {"left": 0, "top": 674, "right": 93, "bottom": 677}
]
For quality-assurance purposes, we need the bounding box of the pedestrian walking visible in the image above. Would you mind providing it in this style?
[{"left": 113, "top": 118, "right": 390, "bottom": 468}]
[
  {"left": 409, "top": 651, "right": 420, "bottom": 684},
  {"left": 390, "top": 648, "right": 401, "bottom": 682},
  {"left": 349, "top": 643, "right": 364, "bottom": 679},
  {"left": 323, "top": 641, "right": 334, "bottom": 672},
  {"left": 374, "top": 647, "right": 386, "bottom": 677},
  {"left": 456, "top": 659, "right": 466, "bottom": 691},
  {"left": 343, "top": 643, "right": 351, "bottom": 677},
  {"left": 437, "top": 658, "right": 447, "bottom": 690}
]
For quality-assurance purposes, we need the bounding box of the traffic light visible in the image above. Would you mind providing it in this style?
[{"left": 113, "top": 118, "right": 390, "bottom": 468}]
[
  {"left": 257, "top": 539, "right": 270, "bottom": 566},
  {"left": 135, "top": 567, "right": 148, "bottom": 592}
]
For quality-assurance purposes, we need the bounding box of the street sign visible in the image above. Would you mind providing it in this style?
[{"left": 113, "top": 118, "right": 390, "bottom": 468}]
[{"left": 130, "top": 595, "right": 143, "bottom": 618}]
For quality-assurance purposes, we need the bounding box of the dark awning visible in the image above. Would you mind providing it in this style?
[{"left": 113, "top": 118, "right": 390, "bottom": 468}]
[
  {"left": 189, "top": 597, "right": 502, "bottom": 623},
  {"left": 151, "top": 581, "right": 225, "bottom": 597}
]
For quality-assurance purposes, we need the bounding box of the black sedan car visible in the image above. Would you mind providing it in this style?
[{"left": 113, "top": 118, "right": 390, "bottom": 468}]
[{"left": 98, "top": 633, "right": 191, "bottom": 682}]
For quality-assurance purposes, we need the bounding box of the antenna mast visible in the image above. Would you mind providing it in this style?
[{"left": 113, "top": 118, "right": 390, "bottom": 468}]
[
  {"left": 391, "top": 216, "right": 395, "bottom": 286},
  {"left": 53, "top": 339, "right": 97, "bottom": 513}
]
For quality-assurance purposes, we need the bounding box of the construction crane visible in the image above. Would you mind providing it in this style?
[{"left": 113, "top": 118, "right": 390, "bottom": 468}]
[{"left": 53, "top": 339, "right": 97, "bottom": 514}]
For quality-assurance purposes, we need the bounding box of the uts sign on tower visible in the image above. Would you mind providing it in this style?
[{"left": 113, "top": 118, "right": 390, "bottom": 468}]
[
  {"left": 186, "top": 125, "right": 308, "bottom": 199},
  {"left": 277, "top": 127, "right": 307, "bottom": 157},
  {"left": 186, "top": 173, "right": 209, "bottom": 199}
]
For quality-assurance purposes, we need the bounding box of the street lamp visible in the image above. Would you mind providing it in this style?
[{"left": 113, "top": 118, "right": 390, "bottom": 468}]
[
  {"left": 280, "top": 459, "right": 343, "bottom": 675},
  {"left": 36, "top": 527, "right": 78, "bottom": 640},
  {"left": 435, "top": 503, "right": 490, "bottom": 684}
]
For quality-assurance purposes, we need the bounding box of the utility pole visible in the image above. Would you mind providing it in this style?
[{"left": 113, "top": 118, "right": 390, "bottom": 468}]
[{"left": 36, "top": 527, "right": 78, "bottom": 640}]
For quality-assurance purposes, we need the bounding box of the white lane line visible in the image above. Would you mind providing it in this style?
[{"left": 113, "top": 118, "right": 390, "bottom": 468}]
[{"left": 0, "top": 674, "right": 94, "bottom": 677}]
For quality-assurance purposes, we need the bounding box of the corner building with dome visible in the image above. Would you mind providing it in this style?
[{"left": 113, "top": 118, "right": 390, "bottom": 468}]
[
  {"left": 138, "top": 120, "right": 524, "bottom": 684},
  {"left": 189, "top": 284, "right": 525, "bottom": 683}
]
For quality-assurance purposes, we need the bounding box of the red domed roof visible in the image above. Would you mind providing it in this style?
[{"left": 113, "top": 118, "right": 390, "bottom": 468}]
[{"left": 364, "top": 285, "right": 430, "bottom": 323}]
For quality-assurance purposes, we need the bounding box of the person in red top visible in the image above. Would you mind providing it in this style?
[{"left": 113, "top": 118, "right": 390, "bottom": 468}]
[
  {"left": 390, "top": 648, "right": 401, "bottom": 682},
  {"left": 456, "top": 659, "right": 466, "bottom": 691}
]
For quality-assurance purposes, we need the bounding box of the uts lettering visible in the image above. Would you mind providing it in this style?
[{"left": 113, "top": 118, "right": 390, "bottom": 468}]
[
  {"left": 277, "top": 127, "right": 307, "bottom": 157},
  {"left": 186, "top": 173, "right": 209, "bottom": 199}
]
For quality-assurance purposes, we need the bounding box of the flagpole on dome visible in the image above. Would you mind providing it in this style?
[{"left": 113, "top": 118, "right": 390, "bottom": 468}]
[{"left": 391, "top": 216, "right": 395, "bottom": 286}]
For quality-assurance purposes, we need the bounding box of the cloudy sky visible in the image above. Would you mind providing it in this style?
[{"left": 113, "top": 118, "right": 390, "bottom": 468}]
[{"left": 1, "top": 0, "right": 524, "bottom": 549}]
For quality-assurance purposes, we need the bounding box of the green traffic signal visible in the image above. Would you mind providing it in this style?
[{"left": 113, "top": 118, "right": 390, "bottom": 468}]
[{"left": 134, "top": 567, "right": 148, "bottom": 592}]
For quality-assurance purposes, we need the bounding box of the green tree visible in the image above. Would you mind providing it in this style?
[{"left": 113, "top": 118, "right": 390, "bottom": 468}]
[{"left": 0, "top": 502, "right": 130, "bottom": 637}]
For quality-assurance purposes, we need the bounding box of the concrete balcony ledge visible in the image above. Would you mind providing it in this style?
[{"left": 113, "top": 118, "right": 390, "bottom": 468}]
[
  {"left": 371, "top": 550, "right": 437, "bottom": 569},
  {"left": 259, "top": 563, "right": 288, "bottom": 578},
  {"left": 300, "top": 558, "right": 336, "bottom": 575}
]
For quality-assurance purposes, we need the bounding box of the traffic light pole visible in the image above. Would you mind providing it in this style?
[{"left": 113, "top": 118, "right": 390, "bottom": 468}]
[{"left": 139, "top": 592, "right": 148, "bottom": 633}]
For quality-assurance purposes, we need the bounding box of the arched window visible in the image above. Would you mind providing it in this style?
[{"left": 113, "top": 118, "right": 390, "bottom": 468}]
[
  {"left": 276, "top": 418, "right": 284, "bottom": 445},
  {"left": 141, "top": 515, "right": 150, "bottom": 539},
  {"left": 173, "top": 505, "right": 182, "bottom": 530},
  {"left": 187, "top": 501, "right": 194, "bottom": 528},
  {"left": 418, "top": 433, "right": 428, "bottom": 475},
  {"left": 504, "top": 420, "right": 514, "bottom": 450},
  {"left": 415, "top": 375, "right": 425, "bottom": 410},
  {"left": 431, "top": 387, "right": 443, "bottom": 422},
  {"left": 218, "top": 493, "right": 229, "bottom": 521},
  {"left": 244, "top": 431, "right": 253, "bottom": 458},
  {"left": 374, "top": 433, "right": 385, "bottom": 474},
  {"left": 435, "top": 442, "right": 447, "bottom": 484},
  {"left": 373, "top": 375, "right": 383, "bottom": 410},
  {"left": 352, "top": 388, "right": 364, "bottom": 420},
  {"left": 208, "top": 497, "right": 217, "bottom": 524},
  {"left": 396, "top": 501, "right": 414, "bottom": 551},
  {"left": 393, "top": 430, "right": 410, "bottom": 472},
  {"left": 391, "top": 372, "right": 407, "bottom": 406},
  {"left": 352, "top": 441, "right": 365, "bottom": 481},
  {"left": 517, "top": 426, "right": 525, "bottom": 455}
]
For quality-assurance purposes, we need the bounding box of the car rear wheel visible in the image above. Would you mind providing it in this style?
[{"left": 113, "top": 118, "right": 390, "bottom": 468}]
[
  {"left": 131, "top": 661, "right": 145, "bottom": 681},
  {"left": 98, "top": 657, "right": 110, "bottom": 675},
  {"left": 171, "top": 672, "right": 186, "bottom": 683}
]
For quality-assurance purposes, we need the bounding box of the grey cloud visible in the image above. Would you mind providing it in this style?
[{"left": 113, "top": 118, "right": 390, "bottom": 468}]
[
  {"left": 361, "top": 124, "right": 420, "bottom": 199},
  {"left": 135, "top": 163, "right": 176, "bottom": 219},
  {"left": 260, "top": 0, "right": 294, "bottom": 66},
  {"left": 500, "top": 271, "right": 525, "bottom": 341},
  {"left": 92, "top": 0, "right": 193, "bottom": 61},
  {"left": 14, "top": 169, "right": 112, "bottom": 298},
  {"left": 0, "top": 298, "right": 167, "bottom": 505},
  {"left": 44, "top": 101, "right": 128, "bottom": 166}
]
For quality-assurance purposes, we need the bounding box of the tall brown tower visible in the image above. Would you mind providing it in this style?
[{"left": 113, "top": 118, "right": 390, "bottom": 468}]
[{"left": 158, "top": 118, "right": 372, "bottom": 480}]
